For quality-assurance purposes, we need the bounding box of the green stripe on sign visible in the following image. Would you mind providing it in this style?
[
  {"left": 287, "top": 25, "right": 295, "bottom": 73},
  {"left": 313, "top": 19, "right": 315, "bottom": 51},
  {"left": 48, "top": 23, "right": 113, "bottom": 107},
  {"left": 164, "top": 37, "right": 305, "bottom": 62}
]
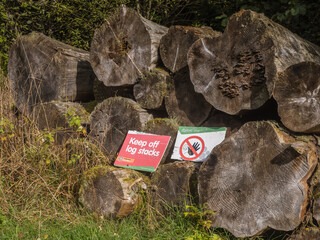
[
  {"left": 114, "top": 165, "right": 156, "bottom": 172},
  {"left": 178, "top": 126, "right": 227, "bottom": 134}
]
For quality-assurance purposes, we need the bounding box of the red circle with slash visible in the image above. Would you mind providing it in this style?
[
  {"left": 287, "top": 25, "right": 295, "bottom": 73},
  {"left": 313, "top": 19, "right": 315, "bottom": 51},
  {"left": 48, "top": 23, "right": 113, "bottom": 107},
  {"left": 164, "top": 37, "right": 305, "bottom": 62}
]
[{"left": 179, "top": 136, "right": 205, "bottom": 160}]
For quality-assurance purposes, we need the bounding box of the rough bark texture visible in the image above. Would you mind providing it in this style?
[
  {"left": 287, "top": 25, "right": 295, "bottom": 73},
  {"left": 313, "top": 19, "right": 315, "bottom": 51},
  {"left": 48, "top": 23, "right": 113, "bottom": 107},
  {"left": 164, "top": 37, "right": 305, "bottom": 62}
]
[
  {"left": 90, "top": 5, "right": 168, "bottom": 87},
  {"left": 165, "top": 67, "right": 212, "bottom": 126},
  {"left": 143, "top": 118, "right": 179, "bottom": 163},
  {"left": 159, "top": 26, "right": 221, "bottom": 73},
  {"left": 199, "top": 121, "right": 317, "bottom": 237},
  {"left": 89, "top": 97, "right": 153, "bottom": 159},
  {"left": 93, "top": 78, "right": 134, "bottom": 102},
  {"left": 274, "top": 62, "right": 320, "bottom": 133},
  {"left": 79, "top": 166, "right": 147, "bottom": 218},
  {"left": 151, "top": 161, "right": 200, "bottom": 211},
  {"left": 32, "top": 101, "right": 90, "bottom": 130},
  {"left": 8, "top": 32, "right": 95, "bottom": 116},
  {"left": 187, "top": 10, "right": 320, "bottom": 115},
  {"left": 133, "top": 69, "right": 170, "bottom": 109}
]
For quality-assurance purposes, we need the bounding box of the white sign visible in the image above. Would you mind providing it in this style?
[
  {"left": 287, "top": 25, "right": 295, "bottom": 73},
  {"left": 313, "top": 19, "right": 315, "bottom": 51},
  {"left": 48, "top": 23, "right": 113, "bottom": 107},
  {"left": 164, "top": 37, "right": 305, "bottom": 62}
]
[{"left": 171, "top": 126, "right": 226, "bottom": 162}]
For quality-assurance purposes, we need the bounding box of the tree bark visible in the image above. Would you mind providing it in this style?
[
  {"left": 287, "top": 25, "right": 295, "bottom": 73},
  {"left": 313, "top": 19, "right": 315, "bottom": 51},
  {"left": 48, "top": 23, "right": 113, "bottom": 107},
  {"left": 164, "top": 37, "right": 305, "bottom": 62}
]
[
  {"left": 89, "top": 97, "right": 153, "bottom": 159},
  {"left": 133, "top": 69, "right": 170, "bottom": 109},
  {"left": 165, "top": 67, "right": 212, "bottom": 126},
  {"left": 90, "top": 5, "right": 168, "bottom": 87},
  {"left": 274, "top": 62, "right": 320, "bottom": 133},
  {"left": 187, "top": 10, "right": 320, "bottom": 115},
  {"left": 79, "top": 166, "right": 147, "bottom": 218},
  {"left": 199, "top": 121, "right": 317, "bottom": 237},
  {"left": 151, "top": 161, "right": 200, "bottom": 211},
  {"left": 143, "top": 118, "right": 179, "bottom": 163},
  {"left": 8, "top": 32, "right": 95, "bottom": 116},
  {"left": 160, "top": 25, "right": 221, "bottom": 73}
]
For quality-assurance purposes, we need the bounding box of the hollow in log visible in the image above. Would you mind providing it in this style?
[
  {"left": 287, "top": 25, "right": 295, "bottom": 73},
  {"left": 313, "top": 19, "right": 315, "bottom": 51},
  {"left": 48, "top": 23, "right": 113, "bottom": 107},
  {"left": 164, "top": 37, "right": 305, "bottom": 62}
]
[
  {"left": 8, "top": 32, "right": 95, "bottom": 116},
  {"left": 90, "top": 5, "right": 168, "bottom": 87},
  {"left": 79, "top": 166, "right": 147, "bottom": 218},
  {"left": 133, "top": 69, "right": 170, "bottom": 109},
  {"left": 187, "top": 10, "right": 320, "bottom": 115},
  {"left": 199, "top": 121, "right": 317, "bottom": 237},
  {"left": 274, "top": 62, "right": 320, "bottom": 133},
  {"left": 160, "top": 25, "right": 221, "bottom": 73},
  {"left": 151, "top": 161, "right": 200, "bottom": 211},
  {"left": 89, "top": 97, "right": 153, "bottom": 159},
  {"left": 165, "top": 67, "right": 212, "bottom": 126}
]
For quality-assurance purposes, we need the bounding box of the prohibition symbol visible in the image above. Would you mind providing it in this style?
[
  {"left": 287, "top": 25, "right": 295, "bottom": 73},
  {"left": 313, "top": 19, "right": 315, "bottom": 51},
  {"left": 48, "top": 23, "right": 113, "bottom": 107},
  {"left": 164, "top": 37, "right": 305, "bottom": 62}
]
[{"left": 179, "top": 136, "right": 205, "bottom": 160}]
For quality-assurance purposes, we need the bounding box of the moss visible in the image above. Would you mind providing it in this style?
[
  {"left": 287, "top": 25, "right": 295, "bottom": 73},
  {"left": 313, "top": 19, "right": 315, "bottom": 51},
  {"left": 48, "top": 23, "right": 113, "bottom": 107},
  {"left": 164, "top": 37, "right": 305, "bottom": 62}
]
[
  {"left": 81, "top": 100, "right": 99, "bottom": 113},
  {"left": 144, "top": 118, "right": 179, "bottom": 132}
]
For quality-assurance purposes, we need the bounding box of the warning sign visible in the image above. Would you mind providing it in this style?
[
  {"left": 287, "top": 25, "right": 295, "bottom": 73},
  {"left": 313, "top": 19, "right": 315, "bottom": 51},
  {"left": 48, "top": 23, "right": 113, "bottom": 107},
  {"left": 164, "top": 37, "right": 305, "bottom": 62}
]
[
  {"left": 114, "top": 131, "right": 171, "bottom": 172},
  {"left": 171, "top": 126, "right": 226, "bottom": 162}
]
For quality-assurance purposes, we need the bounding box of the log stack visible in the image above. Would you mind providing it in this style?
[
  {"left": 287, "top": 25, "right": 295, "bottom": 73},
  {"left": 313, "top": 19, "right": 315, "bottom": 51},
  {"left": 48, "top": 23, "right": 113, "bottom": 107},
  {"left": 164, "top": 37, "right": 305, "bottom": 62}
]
[{"left": 7, "top": 5, "right": 320, "bottom": 239}]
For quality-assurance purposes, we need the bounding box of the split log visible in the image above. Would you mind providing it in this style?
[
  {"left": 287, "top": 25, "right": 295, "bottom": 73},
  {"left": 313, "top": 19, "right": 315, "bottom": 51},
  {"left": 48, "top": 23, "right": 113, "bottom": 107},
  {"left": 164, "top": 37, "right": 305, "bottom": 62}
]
[
  {"left": 198, "top": 121, "right": 317, "bottom": 237},
  {"left": 143, "top": 118, "right": 179, "bottom": 163},
  {"left": 151, "top": 161, "right": 200, "bottom": 211},
  {"left": 8, "top": 32, "right": 95, "bottom": 116},
  {"left": 93, "top": 78, "right": 134, "bottom": 102},
  {"left": 165, "top": 67, "right": 212, "bottom": 126},
  {"left": 79, "top": 166, "right": 147, "bottom": 218},
  {"left": 89, "top": 97, "right": 153, "bottom": 159},
  {"left": 133, "top": 69, "right": 170, "bottom": 109},
  {"left": 90, "top": 5, "right": 168, "bottom": 87},
  {"left": 274, "top": 62, "right": 320, "bottom": 133},
  {"left": 187, "top": 10, "right": 320, "bottom": 115},
  {"left": 160, "top": 26, "right": 221, "bottom": 73}
]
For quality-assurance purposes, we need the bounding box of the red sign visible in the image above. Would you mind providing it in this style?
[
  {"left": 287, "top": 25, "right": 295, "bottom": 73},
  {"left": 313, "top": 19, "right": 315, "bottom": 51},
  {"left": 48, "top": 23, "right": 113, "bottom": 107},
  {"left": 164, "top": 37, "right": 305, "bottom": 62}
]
[
  {"left": 114, "top": 131, "right": 171, "bottom": 172},
  {"left": 179, "top": 136, "right": 205, "bottom": 160}
]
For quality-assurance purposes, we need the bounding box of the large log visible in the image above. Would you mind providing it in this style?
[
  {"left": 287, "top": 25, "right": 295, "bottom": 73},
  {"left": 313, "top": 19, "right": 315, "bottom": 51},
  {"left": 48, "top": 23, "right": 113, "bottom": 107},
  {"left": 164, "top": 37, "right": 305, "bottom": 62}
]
[
  {"left": 79, "top": 166, "right": 147, "bottom": 218},
  {"left": 89, "top": 97, "right": 153, "bottom": 159},
  {"left": 165, "top": 67, "right": 212, "bottom": 126},
  {"left": 274, "top": 62, "right": 320, "bottom": 133},
  {"left": 8, "top": 32, "right": 95, "bottom": 116},
  {"left": 199, "top": 121, "right": 317, "bottom": 237},
  {"left": 133, "top": 69, "right": 170, "bottom": 109},
  {"left": 151, "top": 161, "right": 200, "bottom": 211},
  {"left": 90, "top": 5, "right": 168, "bottom": 87},
  {"left": 159, "top": 26, "right": 221, "bottom": 73},
  {"left": 187, "top": 10, "right": 320, "bottom": 115}
]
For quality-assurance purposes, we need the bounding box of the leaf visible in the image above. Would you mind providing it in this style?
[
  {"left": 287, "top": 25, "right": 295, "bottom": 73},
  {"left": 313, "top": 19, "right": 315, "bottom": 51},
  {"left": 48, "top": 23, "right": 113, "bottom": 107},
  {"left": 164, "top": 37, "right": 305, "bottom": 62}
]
[{"left": 221, "top": 18, "right": 229, "bottom": 27}]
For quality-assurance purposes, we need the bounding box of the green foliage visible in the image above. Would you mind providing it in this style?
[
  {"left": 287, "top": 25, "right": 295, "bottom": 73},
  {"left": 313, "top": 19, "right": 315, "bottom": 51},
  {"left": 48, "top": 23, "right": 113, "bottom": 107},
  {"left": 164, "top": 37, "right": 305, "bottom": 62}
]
[{"left": 1, "top": 0, "right": 320, "bottom": 75}]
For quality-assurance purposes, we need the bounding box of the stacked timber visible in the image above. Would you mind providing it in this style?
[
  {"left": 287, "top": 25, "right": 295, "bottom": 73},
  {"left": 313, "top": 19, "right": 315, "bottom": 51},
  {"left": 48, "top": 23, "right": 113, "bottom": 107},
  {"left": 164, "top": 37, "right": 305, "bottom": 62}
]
[{"left": 7, "top": 5, "right": 320, "bottom": 239}]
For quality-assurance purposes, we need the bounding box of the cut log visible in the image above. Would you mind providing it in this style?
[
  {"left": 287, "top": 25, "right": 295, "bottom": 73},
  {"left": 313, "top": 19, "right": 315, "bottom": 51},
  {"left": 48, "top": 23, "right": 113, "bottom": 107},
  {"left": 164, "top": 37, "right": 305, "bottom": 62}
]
[
  {"left": 32, "top": 101, "right": 90, "bottom": 144},
  {"left": 89, "top": 97, "right": 153, "bottom": 159},
  {"left": 79, "top": 166, "right": 147, "bottom": 218},
  {"left": 187, "top": 10, "right": 320, "bottom": 115},
  {"left": 151, "top": 161, "right": 200, "bottom": 211},
  {"left": 165, "top": 67, "right": 212, "bottom": 126},
  {"left": 143, "top": 118, "right": 179, "bottom": 163},
  {"left": 8, "top": 32, "right": 95, "bottom": 116},
  {"left": 198, "top": 121, "right": 317, "bottom": 237},
  {"left": 274, "top": 62, "right": 320, "bottom": 133},
  {"left": 32, "top": 101, "right": 90, "bottom": 130},
  {"left": 160, "top": 26, "right": 221, "bottom": 73},
  {"left": 90, "top": 5, "right": 168, "bottom": 87},
  {"left": 133, "top": 69, "right": 170, "bottom": 109},
  {"left": 93, "top": 78, "right": 134, "bottom": 102}
]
